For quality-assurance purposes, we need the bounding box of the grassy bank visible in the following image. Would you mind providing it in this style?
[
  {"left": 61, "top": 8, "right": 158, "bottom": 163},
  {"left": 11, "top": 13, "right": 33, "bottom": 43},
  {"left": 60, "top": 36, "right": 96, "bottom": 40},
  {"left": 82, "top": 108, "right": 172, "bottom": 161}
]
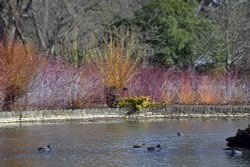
[{"left": 0, "top": 105, "right": 250, "bottom": 123}]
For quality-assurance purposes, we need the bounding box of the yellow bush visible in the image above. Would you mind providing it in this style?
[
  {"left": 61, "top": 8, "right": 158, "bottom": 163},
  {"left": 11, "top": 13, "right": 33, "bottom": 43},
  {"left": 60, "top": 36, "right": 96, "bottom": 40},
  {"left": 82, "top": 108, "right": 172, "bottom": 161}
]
[
  {"left": 95, "top": 33, "right": 139, "bottom": 89},
  {"left": 118, "top": 96, "right": 151, "bottom": 113}
]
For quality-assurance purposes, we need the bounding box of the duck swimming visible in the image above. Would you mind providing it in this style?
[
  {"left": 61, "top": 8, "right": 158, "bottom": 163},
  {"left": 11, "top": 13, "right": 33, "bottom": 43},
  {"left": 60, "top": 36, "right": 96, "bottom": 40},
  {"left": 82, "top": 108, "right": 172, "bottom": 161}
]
[
  {"left": 177, "top": 132, "right": 183, "bottom": 136},
  {"left": 38, "top": 145, "right": 51, "bottom": 152},
  {"left": 133, "top": 143, "right": 146, "bottom": 148},
  {"left": 147, "top": 144, "right": 161, "bottom": 151}
]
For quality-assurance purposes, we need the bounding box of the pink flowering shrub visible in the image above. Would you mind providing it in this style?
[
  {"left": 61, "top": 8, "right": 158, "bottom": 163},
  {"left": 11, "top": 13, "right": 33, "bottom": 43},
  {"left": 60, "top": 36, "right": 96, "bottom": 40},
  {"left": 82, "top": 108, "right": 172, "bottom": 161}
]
[
  {"left": 127, "top": 67, "right": 249, "bottom": 105},
  {"left": 16, "top": 59, "right": 104, "bottom": 109},
  {"left": 11, "top": 61, "right": 250, "bottom": 109}
]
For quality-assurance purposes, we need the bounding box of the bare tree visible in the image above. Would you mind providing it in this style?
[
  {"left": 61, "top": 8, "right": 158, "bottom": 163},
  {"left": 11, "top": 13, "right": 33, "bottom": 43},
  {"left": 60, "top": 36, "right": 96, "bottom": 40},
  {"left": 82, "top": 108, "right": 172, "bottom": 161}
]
[
  {"left": 1, "top": 0, "right": 147, "bottom": 56},
  {"left": 0, "top": 0, "right": 33, "bottom": 43},
  {"left": 201, "top": 0, "right": 250, "bottom": 71}
]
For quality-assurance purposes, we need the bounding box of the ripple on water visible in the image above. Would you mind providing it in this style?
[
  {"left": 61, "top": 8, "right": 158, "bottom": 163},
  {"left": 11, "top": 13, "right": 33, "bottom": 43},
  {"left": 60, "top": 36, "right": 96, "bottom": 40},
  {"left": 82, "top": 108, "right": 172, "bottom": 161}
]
[{"left": 0, "top": 119, "right": 250, "bottom": 167}]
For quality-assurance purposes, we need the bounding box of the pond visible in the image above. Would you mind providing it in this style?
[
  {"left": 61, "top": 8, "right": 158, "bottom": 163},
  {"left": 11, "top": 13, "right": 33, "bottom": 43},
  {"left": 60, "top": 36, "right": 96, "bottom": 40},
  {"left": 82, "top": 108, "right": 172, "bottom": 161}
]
[{"left": 1, "top": 118, "right": 250, "bottom": 167}]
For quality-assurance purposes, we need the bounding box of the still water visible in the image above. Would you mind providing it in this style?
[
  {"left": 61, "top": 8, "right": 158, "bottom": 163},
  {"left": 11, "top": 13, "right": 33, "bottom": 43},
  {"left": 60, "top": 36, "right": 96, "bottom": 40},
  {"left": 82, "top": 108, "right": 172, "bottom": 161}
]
[{"left": 1, "top": 118, "right": 250, "bottom": 167}]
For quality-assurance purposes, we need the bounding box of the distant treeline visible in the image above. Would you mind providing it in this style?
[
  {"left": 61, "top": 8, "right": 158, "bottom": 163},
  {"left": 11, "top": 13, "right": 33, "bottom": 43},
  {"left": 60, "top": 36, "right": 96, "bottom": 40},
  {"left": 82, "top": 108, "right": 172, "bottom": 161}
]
[
  {"left": 0, "top": 0, "right": 249, "bottom": 110},
  {"left": 0, "top": 0, "right": 249, "bottom": 72}
]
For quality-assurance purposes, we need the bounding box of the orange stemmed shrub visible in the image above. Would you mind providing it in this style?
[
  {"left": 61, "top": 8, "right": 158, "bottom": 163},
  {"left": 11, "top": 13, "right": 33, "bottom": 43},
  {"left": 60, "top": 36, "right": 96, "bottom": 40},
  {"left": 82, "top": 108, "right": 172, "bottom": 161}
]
[
  {"left": 198, "top": 88, "right": 216, "bottom": 104},
  {"left": 178, "top": 82, "right": 195, "bottom": 104},
  {"left": 197, "top": 78, "right": 216, "bottom": 104},
  {"left": 178, "top": 73, "right": 195, "bottom": 104},
  {"left": 0, "top": 39, "right": 42, "bottom": 110}
]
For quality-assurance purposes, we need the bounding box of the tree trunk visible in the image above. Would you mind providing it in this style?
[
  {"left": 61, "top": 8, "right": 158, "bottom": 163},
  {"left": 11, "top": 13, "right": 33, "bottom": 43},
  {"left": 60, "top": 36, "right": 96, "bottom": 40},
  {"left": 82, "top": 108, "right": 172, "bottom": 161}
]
[
  {"left": 2, "top": 85, "right": 21, "bottom": 111},
  {"left": 104, "top": 86, "right": 118, "bottom": 108}
]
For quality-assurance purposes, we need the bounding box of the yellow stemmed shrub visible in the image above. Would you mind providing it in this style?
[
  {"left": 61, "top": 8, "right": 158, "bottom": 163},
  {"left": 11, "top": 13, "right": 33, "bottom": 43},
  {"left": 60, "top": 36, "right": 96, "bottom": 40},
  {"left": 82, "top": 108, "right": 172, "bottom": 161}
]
[
  {"left": 93, "top": 31, "right": 140, "bottom": 107},
  {"left": 95, "top": 32, "right": 139, "bottom": 90},
  {"left": 118, "top": 96, "right": 152, "bottom": 114}
]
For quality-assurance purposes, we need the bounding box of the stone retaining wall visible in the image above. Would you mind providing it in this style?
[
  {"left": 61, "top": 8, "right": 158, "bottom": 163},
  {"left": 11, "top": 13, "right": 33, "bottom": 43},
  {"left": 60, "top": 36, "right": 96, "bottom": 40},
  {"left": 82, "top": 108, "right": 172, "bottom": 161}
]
[{"left": 0, "top": 105, "right": 250, "bottom": 123}]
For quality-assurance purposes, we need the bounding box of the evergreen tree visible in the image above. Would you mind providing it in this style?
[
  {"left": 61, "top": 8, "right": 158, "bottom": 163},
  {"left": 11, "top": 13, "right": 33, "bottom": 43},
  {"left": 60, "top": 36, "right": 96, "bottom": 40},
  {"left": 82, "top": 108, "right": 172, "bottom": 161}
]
[{"left": 134, "top": 0, "right": 212, "bottom": 68}]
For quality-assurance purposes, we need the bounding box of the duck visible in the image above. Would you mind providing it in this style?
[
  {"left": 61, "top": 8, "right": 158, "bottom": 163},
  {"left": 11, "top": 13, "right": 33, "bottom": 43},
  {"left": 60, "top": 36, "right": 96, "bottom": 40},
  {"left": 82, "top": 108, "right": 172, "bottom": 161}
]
[
  {"left": 177, "top": 132, "right": 183, "bottom": 136},
  {"left": 38, "top": 145, "right": 51, "bottom": 152},
  {"left": 224, "top": 147, "right": 243, "bottom": 156},
  {"left": 133, "top": 143, "right": 146, "bottom": 148},
  {"left": 147, "top": 144, "right": 161, "bottom": 151}
]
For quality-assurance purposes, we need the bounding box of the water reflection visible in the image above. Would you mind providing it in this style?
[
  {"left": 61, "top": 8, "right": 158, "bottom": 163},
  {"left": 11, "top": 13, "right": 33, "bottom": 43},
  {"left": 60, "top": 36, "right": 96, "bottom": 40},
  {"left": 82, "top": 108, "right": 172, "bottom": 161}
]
[{"left": 0, "top": 118, "right": 250, "bottom": 167}]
